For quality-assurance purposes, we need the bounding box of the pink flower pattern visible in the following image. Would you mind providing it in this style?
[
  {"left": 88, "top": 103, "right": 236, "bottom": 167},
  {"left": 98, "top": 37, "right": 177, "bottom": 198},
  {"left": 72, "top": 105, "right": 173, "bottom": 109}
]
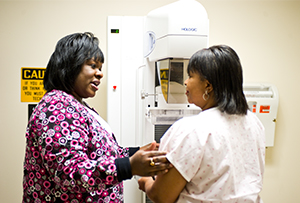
[{"left": 23, "top": 90, "right": 129, "bottom": 203}]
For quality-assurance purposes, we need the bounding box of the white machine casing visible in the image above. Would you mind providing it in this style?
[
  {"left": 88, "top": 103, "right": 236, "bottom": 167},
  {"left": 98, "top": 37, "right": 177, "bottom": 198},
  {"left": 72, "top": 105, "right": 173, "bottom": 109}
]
[
  {"left": 144, "top": 0, "right": 209, "bottom": 61},
  {"left": 107, "top": 1, "right": 209, "bottom": 203},
  {"left": 143, "top": 0, "right": 209, "bottom": 130}
]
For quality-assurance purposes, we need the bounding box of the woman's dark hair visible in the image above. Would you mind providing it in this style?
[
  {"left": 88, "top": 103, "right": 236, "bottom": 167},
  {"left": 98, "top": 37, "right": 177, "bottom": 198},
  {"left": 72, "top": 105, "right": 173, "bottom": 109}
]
[
  {"left": 44, "top": 32, "right": 104, "bottom": 93},
  {"left": 187, "top": 45, "right": 248, "bottom": 115}
]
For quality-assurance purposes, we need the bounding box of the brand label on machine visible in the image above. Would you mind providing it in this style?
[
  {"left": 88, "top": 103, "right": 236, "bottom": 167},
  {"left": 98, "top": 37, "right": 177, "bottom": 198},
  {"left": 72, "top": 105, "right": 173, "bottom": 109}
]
[
  {"left": 181, "top": 27, "right": 197, "bottom": 32},
  {"left": 21, "top": 67, "right": 46, "bottom": 102}
]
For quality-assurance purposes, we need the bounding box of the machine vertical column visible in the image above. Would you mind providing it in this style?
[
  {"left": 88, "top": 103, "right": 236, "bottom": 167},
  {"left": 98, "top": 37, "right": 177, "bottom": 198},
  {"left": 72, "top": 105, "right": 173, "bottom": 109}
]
[{"left": 107, "top": 16, "right": 145, "bottom": 203}]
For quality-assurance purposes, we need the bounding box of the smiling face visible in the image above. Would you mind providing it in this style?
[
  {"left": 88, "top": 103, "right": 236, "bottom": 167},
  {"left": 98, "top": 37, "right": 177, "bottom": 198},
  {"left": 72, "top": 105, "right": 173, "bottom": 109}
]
[{"left": 72, "top": 58, "right": 103, "bottom": 103}]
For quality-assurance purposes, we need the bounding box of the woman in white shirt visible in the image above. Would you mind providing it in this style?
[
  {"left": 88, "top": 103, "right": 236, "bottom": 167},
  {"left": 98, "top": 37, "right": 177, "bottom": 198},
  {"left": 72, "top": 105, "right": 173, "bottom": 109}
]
[{"left": 138, "top": 45, "right": 265, "bottom": 203}]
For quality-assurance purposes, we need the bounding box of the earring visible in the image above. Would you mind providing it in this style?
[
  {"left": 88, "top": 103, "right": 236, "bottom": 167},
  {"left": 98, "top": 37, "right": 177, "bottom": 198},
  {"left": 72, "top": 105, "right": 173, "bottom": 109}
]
[{"left": 202, "top": 90, "right": 209, "bottom": 101}]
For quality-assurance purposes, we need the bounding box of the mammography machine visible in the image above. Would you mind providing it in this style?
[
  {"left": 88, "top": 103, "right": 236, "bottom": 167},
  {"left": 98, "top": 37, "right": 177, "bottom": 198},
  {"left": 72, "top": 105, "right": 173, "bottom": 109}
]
[
  {"left": 107, "top": 1, "right": 208, "bottom": 202},
  {"left": 107, "top": 0, "right": 278, "bottom": 202}
]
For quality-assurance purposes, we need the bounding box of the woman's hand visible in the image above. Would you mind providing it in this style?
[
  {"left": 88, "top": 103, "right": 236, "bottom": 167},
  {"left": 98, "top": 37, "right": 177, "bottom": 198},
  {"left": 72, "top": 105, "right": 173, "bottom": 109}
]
[
  {"left": 138, "top": 177, "right": 153, "bottom": 192},
  {"left": 129, "top": 142, "right": 172, "bottom": 177}
]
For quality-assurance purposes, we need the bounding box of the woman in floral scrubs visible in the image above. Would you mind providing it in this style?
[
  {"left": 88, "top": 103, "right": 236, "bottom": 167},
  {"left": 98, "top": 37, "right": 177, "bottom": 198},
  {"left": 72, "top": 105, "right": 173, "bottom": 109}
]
[{"left": 23, "top": 32, "right": 171, "bottom": 203}]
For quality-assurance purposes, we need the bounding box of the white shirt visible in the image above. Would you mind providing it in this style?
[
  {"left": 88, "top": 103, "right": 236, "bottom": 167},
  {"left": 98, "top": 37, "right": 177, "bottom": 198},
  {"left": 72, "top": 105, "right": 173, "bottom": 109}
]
[{"left": 159, "top": 107, "right": 265, "bottom": 203}]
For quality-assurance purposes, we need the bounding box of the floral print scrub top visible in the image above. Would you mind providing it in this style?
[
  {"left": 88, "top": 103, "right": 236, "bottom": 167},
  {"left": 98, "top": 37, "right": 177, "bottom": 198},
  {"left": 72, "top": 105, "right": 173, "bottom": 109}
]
[{"left": 23, "top": 89, "right": 130, "bottom": 203}]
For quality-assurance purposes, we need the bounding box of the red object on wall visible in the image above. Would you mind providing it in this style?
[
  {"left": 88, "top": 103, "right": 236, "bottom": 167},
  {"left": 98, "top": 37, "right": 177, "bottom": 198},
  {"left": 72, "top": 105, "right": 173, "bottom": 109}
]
[{"left": 260, "top": 105, "right": 270, "bottom": 113}]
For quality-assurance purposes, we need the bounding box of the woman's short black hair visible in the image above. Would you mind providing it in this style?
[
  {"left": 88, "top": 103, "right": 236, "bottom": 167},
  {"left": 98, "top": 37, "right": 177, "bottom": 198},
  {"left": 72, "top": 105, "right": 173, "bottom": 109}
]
[
  {"left": 44, "top": 32, "right": 104, "bottom": 93},
  {"left": 187, "top": 45, "right": 248, "bottom": 115}
]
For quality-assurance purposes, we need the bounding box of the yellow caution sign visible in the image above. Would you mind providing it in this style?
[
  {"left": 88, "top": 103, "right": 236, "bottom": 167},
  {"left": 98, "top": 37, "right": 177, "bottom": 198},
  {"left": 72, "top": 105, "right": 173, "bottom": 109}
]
[
  {"left": 160, "top": 69, "right": 169, "bottom": 102},
  {"left": 21, "top": 67, "right": 46, "bottom": 102}
]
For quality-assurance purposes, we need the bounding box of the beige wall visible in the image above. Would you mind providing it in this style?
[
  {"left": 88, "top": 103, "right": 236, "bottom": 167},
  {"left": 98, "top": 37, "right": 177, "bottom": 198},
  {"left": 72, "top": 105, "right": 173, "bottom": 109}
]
[{"left": 0, "top": 0, "right": 299, "bottom": 202}]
